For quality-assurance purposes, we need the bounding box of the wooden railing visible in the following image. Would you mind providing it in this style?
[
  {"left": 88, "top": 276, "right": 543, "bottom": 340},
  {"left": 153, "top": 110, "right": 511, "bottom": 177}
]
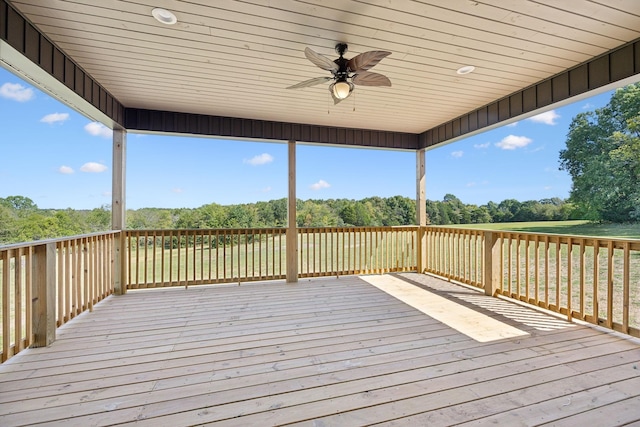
[
  {"left": 0, "top": 232, "right": 117, "bottom": 362},
  {"left": 3, "top": 226, "right": 639, "bottom": 362},
  {"left": 298, "top": 226, "right": 418, "bottom": 277},
  {"left": 124, "top": 228, "right": 287, "bottom": 289},
  {"left": 124, "top": 227, "right": 418, "bottom": 287},
  {"left": 494, "top": 231, "right": 640, "bottom": 337},
  {"left": 423, "top": 227, "right": 485, "bottom": 288},
  {"left": 422, "top": 227, "right": 640, "bottom": 339}
]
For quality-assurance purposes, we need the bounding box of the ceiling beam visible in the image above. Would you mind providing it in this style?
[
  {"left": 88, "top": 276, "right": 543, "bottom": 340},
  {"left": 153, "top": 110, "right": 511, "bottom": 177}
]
[{"left": 123, "top": 108, "right": 419, "bottom": 150}]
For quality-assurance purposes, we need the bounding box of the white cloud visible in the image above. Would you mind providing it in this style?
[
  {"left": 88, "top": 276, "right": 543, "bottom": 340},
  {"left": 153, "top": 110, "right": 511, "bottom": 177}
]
[
  {"left": 172, "top": 188, "right": 184, "bottom": 194},
  {"left": 244, "top": 153, "right": 274, "bottom": 166},
  {"left": 58, "top": 165, "right": 74, "bottom": 174},
  {"left": 310, "top": 180, "right": 330, "bottom": 190},
  {"left": 528, "top": 110, "right": 560, "bottom": 125},
  {"left": 41, "top": 113, "right": 70, "bottom": 124},
  {"left": 102, "top": 191, "right": 112, "bottom": 197},
  {"left": 544, "top": 186, "right": 552, "bottom": 190},
  {"left": 0, "top": 82, "right": 34, "bottom": 102},
  {"left": 451, "top": 150, "right": 463, "bottom": 158},
  {"left": 506, "top": 122, "right": 518, "bottom": 128},
  {"left": 582, "top": 103, "right": 594, "bottom": 110},
  {"left": 84, "top": 122, "right": 113, "bottom": 138},
  {"left": 466, "top": 182, "right": 476, "bottom": 187},
  {"left": 495, "top": 135, "right": 533, "bottom": 150},
  {"left": 261, "top": 186, "right": 272, "bottom": 193},
  {"left": 80, "top": 162, "right": 108, "bottom": 173},
  {"left": 473, "top": 142, "right": 490, "bottom": 149}
]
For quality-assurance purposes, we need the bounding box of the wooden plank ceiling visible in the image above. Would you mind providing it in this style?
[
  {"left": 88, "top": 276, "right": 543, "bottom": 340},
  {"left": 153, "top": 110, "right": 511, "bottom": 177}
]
[{"left": 6, "top": 0, "right": 640, "bottom": 135}]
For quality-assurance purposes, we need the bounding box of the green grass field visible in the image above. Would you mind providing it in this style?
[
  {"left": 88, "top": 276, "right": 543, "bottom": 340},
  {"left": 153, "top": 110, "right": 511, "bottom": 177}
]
[{"left": 450, "top": 220, "right": 640, "bottom": 239}]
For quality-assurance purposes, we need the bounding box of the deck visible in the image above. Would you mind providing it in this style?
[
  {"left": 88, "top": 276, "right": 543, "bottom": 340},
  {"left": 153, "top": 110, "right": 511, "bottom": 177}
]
[{"left": 1, "top": 273, "right": 640, "bottom": 426}]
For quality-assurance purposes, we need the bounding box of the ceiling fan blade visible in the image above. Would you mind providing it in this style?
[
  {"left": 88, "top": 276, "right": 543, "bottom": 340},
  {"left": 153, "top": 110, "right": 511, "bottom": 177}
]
[
  {"left": 352, "top": 71, "right": 392, "bottom": 87},
  {"left": 347, "top": 50, "right": 391, "bottom": 72},
  {"left": 304, "top": 47, "right": 339, "bottom": 73},
  {"left": 286, "top": 76, "right": 333, "bottom": 89}
]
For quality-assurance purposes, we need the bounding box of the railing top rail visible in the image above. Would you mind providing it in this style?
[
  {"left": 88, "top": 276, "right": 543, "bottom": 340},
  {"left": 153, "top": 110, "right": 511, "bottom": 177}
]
[
  {"left": 0, "top": 230, "right": 121, "bottom": 251},
  {"left": 427, "top": 225, "right": 640, "bottom": 244},
  {"left": 298, "top": 225, "right": 420, "bottom": 230},
  {"left": 124, "top": 227, "right": 287, "bottom": 233}
]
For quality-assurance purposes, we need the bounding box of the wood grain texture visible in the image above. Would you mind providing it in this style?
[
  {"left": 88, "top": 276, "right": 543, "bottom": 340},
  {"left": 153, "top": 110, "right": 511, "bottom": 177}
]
[{"left": 1, "top": 273, "right": 639, "bottom": 426}]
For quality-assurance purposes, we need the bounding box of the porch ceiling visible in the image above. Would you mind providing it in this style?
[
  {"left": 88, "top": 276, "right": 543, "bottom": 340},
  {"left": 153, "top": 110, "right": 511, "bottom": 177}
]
[{"left": 4, "top": 0, "right": 640, "bottom": 145}]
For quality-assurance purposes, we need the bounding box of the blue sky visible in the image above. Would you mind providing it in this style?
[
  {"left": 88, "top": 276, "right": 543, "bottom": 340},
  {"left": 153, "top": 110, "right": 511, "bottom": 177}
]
[{"left": 0, "top": 66, "right": 616, "bottom": 210}]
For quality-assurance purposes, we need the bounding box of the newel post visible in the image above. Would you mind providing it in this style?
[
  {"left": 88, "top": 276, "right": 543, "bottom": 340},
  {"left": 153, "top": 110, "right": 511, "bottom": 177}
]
[
  {"left": 32, "top": 242, "right": 56, "bottom": 347},
  {"left": 286, "top": 140, "right": 298, "bottom": 283},
  {"left": 483, "top": 231, "right": 501, "bottom": 296}
]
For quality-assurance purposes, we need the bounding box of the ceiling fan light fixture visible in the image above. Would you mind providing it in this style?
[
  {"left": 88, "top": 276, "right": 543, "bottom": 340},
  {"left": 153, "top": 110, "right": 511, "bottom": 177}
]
[
  {"left": 456, "top": 65, "right": 475, "bottom": 75},
  {"left": 152, "top": 8, "right": 177, "bottom": 25},
  {"left": 332, "top": 80, "right": 353, "bottom": 99}
]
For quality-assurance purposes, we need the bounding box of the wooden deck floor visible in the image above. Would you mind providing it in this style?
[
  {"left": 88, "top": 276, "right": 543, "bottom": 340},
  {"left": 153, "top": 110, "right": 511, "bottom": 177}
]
[{"left": 1, "top": 273, "right": 640, "bottom": 426}]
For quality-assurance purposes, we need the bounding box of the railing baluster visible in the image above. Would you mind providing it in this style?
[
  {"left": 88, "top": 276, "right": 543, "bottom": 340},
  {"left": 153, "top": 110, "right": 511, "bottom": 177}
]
[
  {"left": 65, "top": 240, "right": 71, "bottom": 322},
  {"left": 534, "top": 236, "right": 539, "bottom": 304},
  {"left": 555, "top": 236, "right": 561, "bottom": 310},
  {"left": 593, "top": 240, "right": 600, "bottom": 324},
  {"left": 579, "top": 239, "right": 586, "bottom": 319},
  {"left": 56, "top": 243, "right": 63, "bottom": 326},
  {"left": 2, "top": 249, "right": 10, "bottom": 362},
  {"left": 623, "top": 242, "right": 630, "bottom": 333},
  {"left": 567, "top": 237, "right": 573, "bottom": 321},
  {"left": 607, "top": 240, "right": 614, "bottom": 329},
  {"left": 524, "top": 235, "right": 529, "bottom": 301}
]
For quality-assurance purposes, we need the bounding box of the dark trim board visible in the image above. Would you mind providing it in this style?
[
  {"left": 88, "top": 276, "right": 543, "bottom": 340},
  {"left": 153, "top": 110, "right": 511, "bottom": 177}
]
[{"left": 123, "top": 108, "right": 419, "bottom": 149}]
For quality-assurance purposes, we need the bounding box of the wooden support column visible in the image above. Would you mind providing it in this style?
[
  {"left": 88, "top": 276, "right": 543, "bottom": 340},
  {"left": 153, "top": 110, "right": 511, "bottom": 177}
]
[
  {"left": 286, "top": 140, "right": 298, "bottom": 283},
  {"left": 416, "top": 148, "right": 427, "bottom": 273},
  {"left": 112, "top": 128, "right": 126, "bottom": 230},
  {"left": 112, "top": 128, "right": 127, "bottom": 294},
  {"left": 32, "top": 242, "right": 56, "bottom": 348},
  {"left": 483, "top": 231, "right": 501, "bottom": 296}
]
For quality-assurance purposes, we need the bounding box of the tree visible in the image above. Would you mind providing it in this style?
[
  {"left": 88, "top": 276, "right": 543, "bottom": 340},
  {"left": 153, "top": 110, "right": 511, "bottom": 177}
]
[
  {"left": 1, "top": 196, "right": 38, "bottom": 216},
  {"left": 559, "top": 83, "right": 640, "bottom": 222},
  {"left": 87, "top": 205, "right": 111, "bottom": 231}
]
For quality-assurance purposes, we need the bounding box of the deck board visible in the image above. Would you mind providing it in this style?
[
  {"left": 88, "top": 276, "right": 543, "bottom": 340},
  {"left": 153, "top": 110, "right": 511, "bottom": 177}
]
[{"left": 1, "top": 273, "right": 639, "bottom": 426}]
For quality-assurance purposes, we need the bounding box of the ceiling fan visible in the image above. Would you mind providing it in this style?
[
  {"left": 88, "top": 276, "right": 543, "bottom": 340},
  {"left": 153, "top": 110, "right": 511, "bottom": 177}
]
[{"left": 287, "top": 43, "right": 391, "bottom": 104}]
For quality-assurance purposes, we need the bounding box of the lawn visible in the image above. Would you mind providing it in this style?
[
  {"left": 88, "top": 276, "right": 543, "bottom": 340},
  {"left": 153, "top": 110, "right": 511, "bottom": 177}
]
[{"left": 450, "top": 220, "right": 640, "bottom": 239}]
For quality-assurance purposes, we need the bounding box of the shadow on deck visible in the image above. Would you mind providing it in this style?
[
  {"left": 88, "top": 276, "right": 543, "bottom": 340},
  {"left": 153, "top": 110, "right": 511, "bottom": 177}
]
[{"left": 1, "top": 273, "right": 640, "bottom": 426}]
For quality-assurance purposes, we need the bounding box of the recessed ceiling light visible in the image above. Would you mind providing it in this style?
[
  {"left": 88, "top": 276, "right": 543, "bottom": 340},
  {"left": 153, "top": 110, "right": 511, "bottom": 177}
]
[
  {"left": 456, "top": 65, "right": 475, "bottom": 75},
  {"left": 152, "top": 8, "right": 177, "bottom": 25}
]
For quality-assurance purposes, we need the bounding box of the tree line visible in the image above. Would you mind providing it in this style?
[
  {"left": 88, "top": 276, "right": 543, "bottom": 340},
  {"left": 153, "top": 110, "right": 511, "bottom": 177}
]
[{"left": 1, "top": 194, "right": 577, "bottom": 245}]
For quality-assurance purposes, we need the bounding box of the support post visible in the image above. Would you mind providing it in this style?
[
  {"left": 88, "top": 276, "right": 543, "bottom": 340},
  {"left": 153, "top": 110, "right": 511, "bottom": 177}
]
[
  {"left": 112, "top": 128, "right": 127, "bottom": 294},
  {"left": 112, "top": 128, "right": 126, "bottom": 230},
  {"left": 416, "top": 148, "right": 427, "bottom": 273},
  {"left": 32, "top": 242, "right": 56, "bottom": 348},
  {"left": 286, "top": 140, "right": 298, "bottom": 283},
  {"left": 483, "top": 231, "right": 501, "bottom": 296}
]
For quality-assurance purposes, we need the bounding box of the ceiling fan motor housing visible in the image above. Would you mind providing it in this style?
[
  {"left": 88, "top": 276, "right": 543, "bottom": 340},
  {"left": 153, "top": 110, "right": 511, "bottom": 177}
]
[{"left": 333, "top": 43, "right": 350, "bottom": 77}]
